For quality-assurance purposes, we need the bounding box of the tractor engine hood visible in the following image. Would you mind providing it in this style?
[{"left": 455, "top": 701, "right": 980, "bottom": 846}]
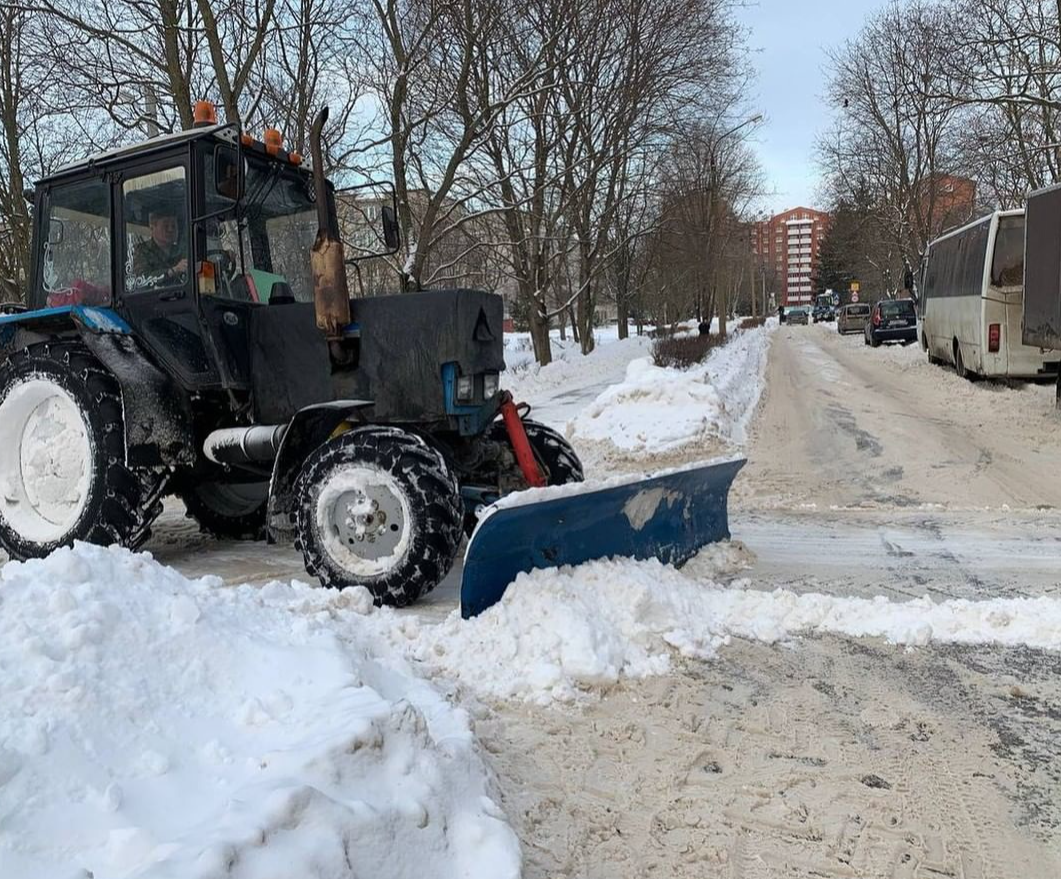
[{"left": 346, "top": 289, "right": 505, "bottom": 422}]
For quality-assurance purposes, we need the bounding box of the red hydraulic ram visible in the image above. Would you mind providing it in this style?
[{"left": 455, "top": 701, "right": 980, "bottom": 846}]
[{"left": 498, "top": 392, "right": 546, "bottom": 488}]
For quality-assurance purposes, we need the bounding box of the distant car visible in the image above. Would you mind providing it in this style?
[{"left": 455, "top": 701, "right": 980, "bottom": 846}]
[
  {"left": 785, "top": 306, "right": 809, "bottom": 326},
  {"left": 864, "top": 298, "right": 918, "bottom": 347},
  {"left": 812, "top": 304, "right": 836, "bottom": 323},
  {"left": 837, "top": 303, "right": 871, "bottom": 334}
]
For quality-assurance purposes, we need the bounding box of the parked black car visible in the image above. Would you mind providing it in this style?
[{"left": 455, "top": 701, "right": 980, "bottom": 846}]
[
  {"left": 785, "top": 306, "right": 810, "bottom": 326},
  {"left": 812, "top": 304, "right": 836, "bottom": 323},
  {"left": 864, "top": 298, "right": 918, "bottom": 347}
]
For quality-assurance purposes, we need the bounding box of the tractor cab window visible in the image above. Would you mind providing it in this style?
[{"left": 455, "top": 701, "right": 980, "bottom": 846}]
[
  {"left": 205, "top": 155, "right": 317, "bottom": 304},
  {"left": 39, "top": 178, "right": 112, "bottom": 309},
  {"left": 123, "top": 166, "right": 189, "bottom": 294}
]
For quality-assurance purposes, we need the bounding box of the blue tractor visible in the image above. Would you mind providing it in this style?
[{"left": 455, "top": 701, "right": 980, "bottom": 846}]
[{"left": 0, "top": 103, "right": 742, "bottom": 614}]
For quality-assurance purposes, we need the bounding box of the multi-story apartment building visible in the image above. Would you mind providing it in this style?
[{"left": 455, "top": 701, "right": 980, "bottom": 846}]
[{"left": 751, "top": 207, "right": 830, "bottom": 306}]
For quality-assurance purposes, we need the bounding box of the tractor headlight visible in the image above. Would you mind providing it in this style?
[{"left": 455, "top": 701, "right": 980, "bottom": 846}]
[
  {"left": 456, "top": 374, "right": 474, "bottom": 402},
  {"left": 483, "top": 372, "right": 500, "bottom": 399}
]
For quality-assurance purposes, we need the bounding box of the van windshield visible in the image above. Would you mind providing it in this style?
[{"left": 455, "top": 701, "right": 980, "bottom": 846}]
[{"left": 848, "top": 305, "right": 870, "bottom": 315}]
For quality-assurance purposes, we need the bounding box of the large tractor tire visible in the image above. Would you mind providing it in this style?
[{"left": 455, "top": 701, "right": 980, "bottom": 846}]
[
  {"left": 181, "top": 480, "right": 268, "bottom": 540},
  {"left": 0, "top": 341, "right": 166, "bottom": 560},
  {"left": 294, "top": 426, "right": 463, "bottom": 607}
]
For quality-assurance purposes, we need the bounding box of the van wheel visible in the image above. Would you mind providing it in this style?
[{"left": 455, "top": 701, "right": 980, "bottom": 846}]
[{"left": 954, "top": 345, "right": 978, "bottom": 381}]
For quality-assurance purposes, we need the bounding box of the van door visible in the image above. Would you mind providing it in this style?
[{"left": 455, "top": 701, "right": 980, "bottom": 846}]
[{"left": 989, "top": 214, "right": 1058, "bottom": 377}]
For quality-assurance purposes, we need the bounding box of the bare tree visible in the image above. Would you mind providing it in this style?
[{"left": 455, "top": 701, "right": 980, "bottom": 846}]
[
  {"left": 819, "top": 0, "right": 967, "bottom": 278},
  {"left": 28, "top": 0, "right": 276, "bottom": 133}
]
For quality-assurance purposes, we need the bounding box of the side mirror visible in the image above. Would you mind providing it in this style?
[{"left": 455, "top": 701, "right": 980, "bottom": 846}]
[
  {"left": 214, "top": 145, "right": 242, "bottom": 200},
  {"left": 334, "top": 180, "right": 401, "bottom": 263},
  {"left": 381, "top": 204, "right": 400, "bottom": 252}
]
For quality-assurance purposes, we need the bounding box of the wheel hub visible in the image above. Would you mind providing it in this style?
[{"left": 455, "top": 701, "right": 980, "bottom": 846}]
[
  {"left": 316, "top": 468, "right": 411, "bottom": 576},
  {"left": 0, "top": 379, "right": 93, "bottom": 543}
]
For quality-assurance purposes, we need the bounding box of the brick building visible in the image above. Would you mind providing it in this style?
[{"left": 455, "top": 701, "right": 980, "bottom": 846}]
[
  {"left": 751, "top": 207, "right": 830, "bottom": 306},
  {"left": 916, "top": 173, "right": 976, "bottom": 240}
]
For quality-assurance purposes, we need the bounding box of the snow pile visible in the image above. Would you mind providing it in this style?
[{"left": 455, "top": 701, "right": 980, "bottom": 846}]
[
  {"left": 504, "top": 333, "right": 653, "bottom": 413},
  {"left": 0, "top": 544, "right": 518, "bottom": 879},
  {"left": 378, "top": 552, "right": 1061, "bottom": 704},
  {"left": 568, "top": 321, "right": 774, "bottom": 460}
]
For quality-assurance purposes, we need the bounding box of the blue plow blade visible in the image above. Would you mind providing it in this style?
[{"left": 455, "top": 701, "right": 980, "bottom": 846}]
[{"left": 460, "top": 457, "right": 746, "bottom": 618}]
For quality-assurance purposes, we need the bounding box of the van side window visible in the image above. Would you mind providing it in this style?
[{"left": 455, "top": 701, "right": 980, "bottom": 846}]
[
  {"left": 38, "top": 178, "right": 112, "bottom": 309},
  {"left": 991, "top": 215, "right": 1024, "bottom": 287}
]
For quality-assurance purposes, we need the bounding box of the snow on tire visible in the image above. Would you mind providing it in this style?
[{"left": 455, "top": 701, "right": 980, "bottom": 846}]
[
  {"left": 0, "top": 341, "right": 165, "bottom": 559},
  {"left": 294, "top": 426, "right": 463, "bottom": 607}
]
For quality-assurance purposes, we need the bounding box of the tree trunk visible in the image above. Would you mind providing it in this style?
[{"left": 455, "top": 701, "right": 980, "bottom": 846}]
[
  {"left": 528, "top": 298, "right": 552, "bottom": 366},
  {"left": 716, "top": 284, "right": 727, "bottom": 338},
  {"left": 568, "top": 304, "right": 580, "bottom": 343},
  {"left": 617, "top": 294, "right": 629, "bottom": 339}
]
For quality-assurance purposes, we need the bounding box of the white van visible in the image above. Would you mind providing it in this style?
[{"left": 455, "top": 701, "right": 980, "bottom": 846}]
[{"left": 921, "top": 209, "right": 1060, "bottom": 379}]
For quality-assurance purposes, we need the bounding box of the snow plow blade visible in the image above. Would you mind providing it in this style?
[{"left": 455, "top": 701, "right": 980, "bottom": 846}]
[{"left": 460, "top": 457, "right": 745, "bottom": 618}]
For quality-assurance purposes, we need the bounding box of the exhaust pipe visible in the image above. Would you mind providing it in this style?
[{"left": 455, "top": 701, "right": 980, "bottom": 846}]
[
  {"left": 309, "top": 107, "right": 351, "bottom": 339},
  {"left": 205, "top": 425, "right": 287, "bottom": 466}
]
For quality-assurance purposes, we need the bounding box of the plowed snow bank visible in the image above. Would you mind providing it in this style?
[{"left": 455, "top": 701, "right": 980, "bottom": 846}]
[
  {"left": 0, "top": 544, "right": 518, "bottom": 879},
  {"left": 368, "top": 552, "right": 1061, "bottom": 704},
  {"left": 567, "top": 321, "right": 774, "bottom": 461}
]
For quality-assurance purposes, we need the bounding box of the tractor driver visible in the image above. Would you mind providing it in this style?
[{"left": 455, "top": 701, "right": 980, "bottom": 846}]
[{"left": 131, "top": 208, "right": 188, "bottom": 288}]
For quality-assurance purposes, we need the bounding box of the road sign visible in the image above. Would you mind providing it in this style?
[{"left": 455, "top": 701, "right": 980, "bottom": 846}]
[
  {"left": 851, "top": 281, "right": 860, "bottom": 292},
  {"left": 851, "top": 291, "right": 860, "bottom": 302}
]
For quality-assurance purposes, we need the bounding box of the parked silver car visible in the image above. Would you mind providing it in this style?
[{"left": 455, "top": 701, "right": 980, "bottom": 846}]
[{"left": 837, "top": 303, "right": 871, "bottom": 334}]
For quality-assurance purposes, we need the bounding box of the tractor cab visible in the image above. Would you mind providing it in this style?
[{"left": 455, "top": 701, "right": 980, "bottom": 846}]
[{"left": 26, "top": 113, "right": 333, "bottom": 395}]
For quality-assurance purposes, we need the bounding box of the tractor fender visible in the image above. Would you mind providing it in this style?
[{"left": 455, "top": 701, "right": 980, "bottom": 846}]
[
  {"left": 1, "top": 305, "right": 196, "bottom": 469},
  {"left": 79, "top": 331, "right": 197, "bottom": 469},
  {"left": 266, "top": 400, "right": 373, "bottom": 542}
]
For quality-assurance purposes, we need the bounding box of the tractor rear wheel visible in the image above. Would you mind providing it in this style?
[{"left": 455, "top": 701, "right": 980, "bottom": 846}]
[
  {"left": 0, "top": 341, "right": 166, "bottom": 559},
  {"left": 294, "top": 426, "right": 463, "bottom": 607},
  {"left": 181, "top": 480, "right": 268, "bottom": 540}
]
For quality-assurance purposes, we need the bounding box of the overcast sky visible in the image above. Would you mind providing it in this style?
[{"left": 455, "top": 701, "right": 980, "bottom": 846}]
[{"left": 737, "top": 0, "right": 885, "bottom": 216}]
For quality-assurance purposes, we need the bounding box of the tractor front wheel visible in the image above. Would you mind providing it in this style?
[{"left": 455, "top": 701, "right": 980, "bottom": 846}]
[
  {"left": 462, "top": 418, "right": 585, "bottom": 535},
  {"left": 489, "top": 418, "right": 585, "bottom": 486},
  {"left": 294, "top": 427, "right": 463, "bottom": 607},
  {"left": 0, "top": 341, "right": 165, "bottom": 559},
  {"left": 180, "top": 480, "right": 268, "bottom": 540}
]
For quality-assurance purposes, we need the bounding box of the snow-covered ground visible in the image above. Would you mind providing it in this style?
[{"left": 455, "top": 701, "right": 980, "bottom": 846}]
[
  {"left": 566, "top": 321, "right": 773, "bottom": 468},
  {"left": 0, "top": 544, "right": 518, "bottom": 879},
  {"left": 6, "top": 317, "right": 1061, "bottom": 877}
]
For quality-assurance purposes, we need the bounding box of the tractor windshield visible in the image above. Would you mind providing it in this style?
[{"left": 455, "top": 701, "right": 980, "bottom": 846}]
[{"left": 204, "top": 153, "right": 317, "bottom": 303}]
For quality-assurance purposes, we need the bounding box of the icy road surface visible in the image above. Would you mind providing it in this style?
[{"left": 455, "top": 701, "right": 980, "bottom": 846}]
[{"left": 133, "top": 321, "right": 1061, "bottom": 877}]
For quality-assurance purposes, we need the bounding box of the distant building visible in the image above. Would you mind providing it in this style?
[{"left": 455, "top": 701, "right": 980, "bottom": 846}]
[
  {"left": 916, "top": 173, "right": 977, "bottom": 240},
  {"left": 751, "top": 207, "right": 829, "bottom": 306}
]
